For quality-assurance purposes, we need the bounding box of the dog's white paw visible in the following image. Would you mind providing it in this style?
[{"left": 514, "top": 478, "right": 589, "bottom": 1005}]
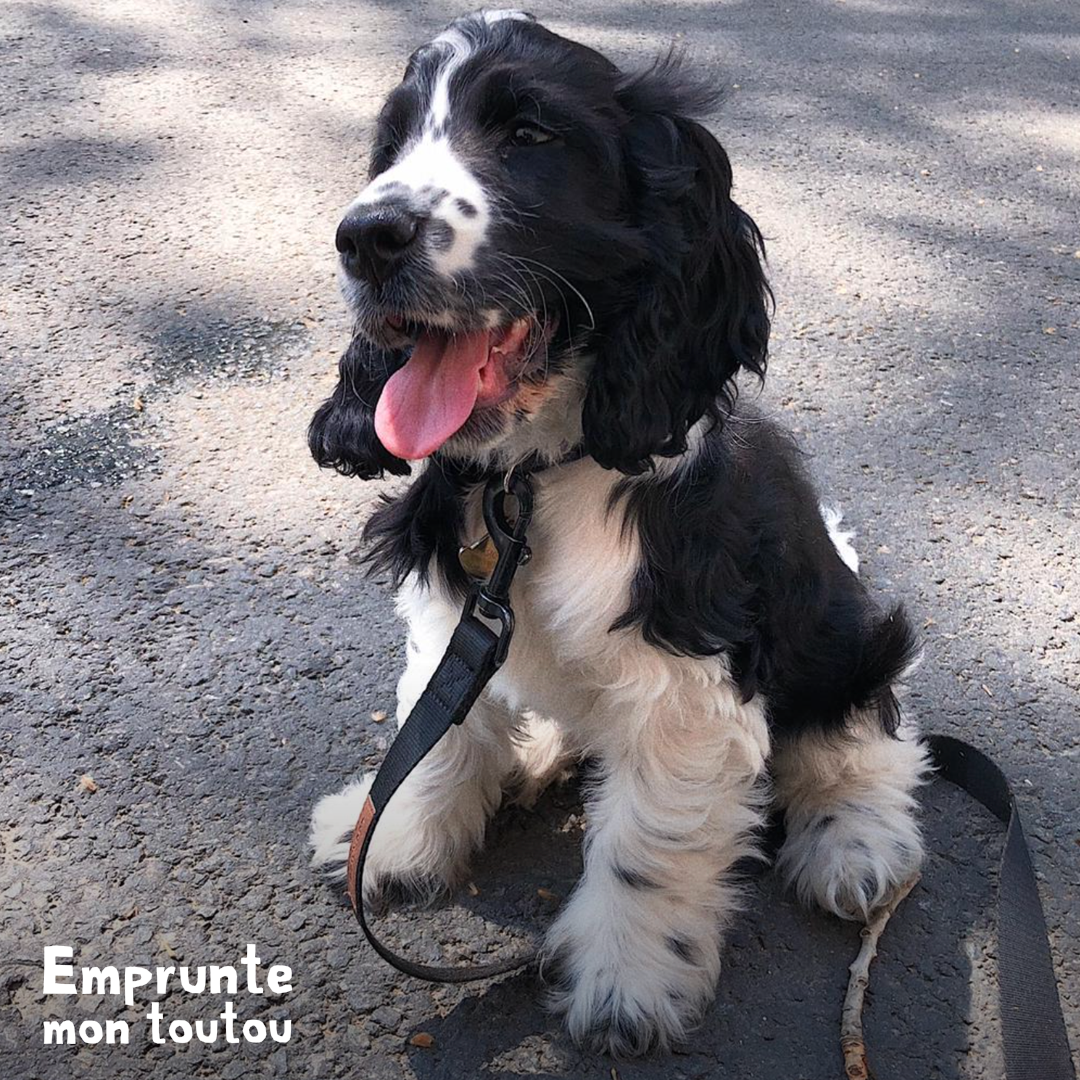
[
  {"left": 778, "top": 801, "right": 924, "bottom": 920},
  {"left": 309, "top": 773, "right": 461, "bottom": 906},
  {"left": 542, "top": 887, "right": 719, "bottom": 1055},
  {"left": 309, "top": 773, "right": 373, "bottom": 879}
]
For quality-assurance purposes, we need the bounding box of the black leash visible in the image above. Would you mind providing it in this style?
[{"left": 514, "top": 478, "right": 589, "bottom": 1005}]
[
  {"left": 926, "top": 735, "right": 1076, "bottom": 1080},
  {"left": 345, "top": 468, "right": 538, "bottom": 982},
  {"left": 344, "top": 469, "right": 1076, "bottom": 1076}
]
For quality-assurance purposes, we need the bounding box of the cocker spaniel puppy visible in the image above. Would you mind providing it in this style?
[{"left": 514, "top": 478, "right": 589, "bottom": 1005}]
[{"left": 308, "top": 10, "right": 929, "bottom": 1055}]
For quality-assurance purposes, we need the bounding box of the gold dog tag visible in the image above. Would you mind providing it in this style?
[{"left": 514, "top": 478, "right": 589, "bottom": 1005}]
[{"left": 459, "top": 535, "right": 498, "bottom": 581}]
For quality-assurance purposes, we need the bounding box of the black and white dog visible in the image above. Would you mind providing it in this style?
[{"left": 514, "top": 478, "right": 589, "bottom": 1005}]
[{"left": 309, "top": 10, "right": 929, "bottom": 1055}]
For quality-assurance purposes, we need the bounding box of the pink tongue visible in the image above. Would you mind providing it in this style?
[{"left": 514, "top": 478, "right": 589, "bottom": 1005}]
[{"left": 375, "top": 329, "right": 492, "bottom": 460}]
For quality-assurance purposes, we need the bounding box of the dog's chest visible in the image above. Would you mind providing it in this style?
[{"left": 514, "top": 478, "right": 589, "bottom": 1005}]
[{"left": 461, "top": 463, "right": 641, "bottom": 718}]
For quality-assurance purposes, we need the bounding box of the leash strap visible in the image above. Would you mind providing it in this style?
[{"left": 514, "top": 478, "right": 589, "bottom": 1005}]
[
  {"left": 345, "top": 470, "right": 540, "bottom": 983},
  {"left": 928, "top": 735, "right": 1076, "bottom": 1080}
]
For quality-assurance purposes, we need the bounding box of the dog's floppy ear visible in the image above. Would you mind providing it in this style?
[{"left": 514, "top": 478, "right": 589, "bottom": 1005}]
[
  {"left": 308, "top": 337, "right": 411, "bottom": 480},
  {"left": 582, "top": 55, "right": 772, "bottom": 475}
]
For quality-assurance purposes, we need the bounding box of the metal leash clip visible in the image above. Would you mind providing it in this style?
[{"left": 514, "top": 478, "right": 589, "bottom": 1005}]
[{"left": 460, "top": 470, "right": 534, "bottom": 670}]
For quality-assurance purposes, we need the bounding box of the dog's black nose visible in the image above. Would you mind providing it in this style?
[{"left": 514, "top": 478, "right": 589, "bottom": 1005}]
[{"left": 336, "top": 207, "right": 422, "bottom": 285}]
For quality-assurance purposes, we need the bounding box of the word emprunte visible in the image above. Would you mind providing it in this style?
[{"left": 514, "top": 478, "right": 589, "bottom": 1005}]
[{"left": 41, "top": 944, "right": 293, "bottom": 1047}]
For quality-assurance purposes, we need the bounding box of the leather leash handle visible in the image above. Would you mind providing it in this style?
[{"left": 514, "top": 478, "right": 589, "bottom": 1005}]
[
  {"left": 928, "top": 735, "right": 1077, "bottom": 1080},
  {"left": 346, "top": 612, "right": 538, "bottom": 982}
]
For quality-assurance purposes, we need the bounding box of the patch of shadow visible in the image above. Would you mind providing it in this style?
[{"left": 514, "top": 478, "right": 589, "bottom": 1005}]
[
  {"left": 17, "top": 3, "right": 164, "bottom": 75},
  {"left": 4, "top": 401, "right": 155, "bottom": 494},
  {"left": 3, "top": 318, "right": 313, "bottom": 494},
  {"left": 69, "top": 43, "right": 160, "bottom": 75},
  {"left": 1, "top": 137, "right": 158, "bottom": 192},
  {"left": 147, "top": 316, "right": 311, "bottom": 388}
]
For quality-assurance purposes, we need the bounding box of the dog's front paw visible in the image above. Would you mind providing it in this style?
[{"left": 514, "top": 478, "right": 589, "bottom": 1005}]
[
  {"left": 778, "top": 801, "right": 924, "bottom": 920},
  {"left": 308, "top": 773, "right": 451, "bottom": 907},
  {"left": 309, "top": 773, "right": 372, "bottom": 879},
  {"left": 541, "top": 890, "right": 719, "bottom": 1056}
]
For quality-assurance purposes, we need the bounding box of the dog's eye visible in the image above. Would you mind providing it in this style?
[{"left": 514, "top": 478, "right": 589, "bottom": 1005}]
[{"left": 509, "top": 123, "right": 555, "bottom": 148}]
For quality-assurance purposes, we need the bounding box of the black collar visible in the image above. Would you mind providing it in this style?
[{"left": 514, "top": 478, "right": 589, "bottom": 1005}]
[{"left": 432, "top": 443, "right": 589, "bottom": 487}]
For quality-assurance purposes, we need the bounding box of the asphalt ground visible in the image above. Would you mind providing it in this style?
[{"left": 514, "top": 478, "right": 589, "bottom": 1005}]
[{"left": 1, "top": 1, "right": 1077, "bottom": 1078}]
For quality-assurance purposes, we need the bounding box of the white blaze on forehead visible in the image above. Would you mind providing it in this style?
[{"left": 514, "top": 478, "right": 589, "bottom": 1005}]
[
  {"left": 428, "top": 11, "right": 531, "bottom": 129},
  {"left": 427, "top": 27, "right": 472, "bottom": 130}
]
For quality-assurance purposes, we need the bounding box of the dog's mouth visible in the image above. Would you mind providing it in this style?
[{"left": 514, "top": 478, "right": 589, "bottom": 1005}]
[{"left": 373, "top": 313, "right": 553, "bottom": 460}]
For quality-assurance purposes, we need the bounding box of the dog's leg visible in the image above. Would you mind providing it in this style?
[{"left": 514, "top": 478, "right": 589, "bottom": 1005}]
[
  {"left": 506, "top": 712, "right": 575, "bottom": 808},
  {"left": 773, "top": 714, "right": 931, "bottom": 920},
  {"left": 309, "top": 585, "right": 518, "bottom": 903},
  {"left": 543, "top": 674, "right": 769, "bottom": 1055}
]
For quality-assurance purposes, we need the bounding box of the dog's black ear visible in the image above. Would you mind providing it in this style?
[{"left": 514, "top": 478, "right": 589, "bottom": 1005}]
[
  {"left": 582, "top": 55, "right": 772, "bottom": 475},
  {"left": 308, "top": 337, "right": 411, "bottom": 480}
]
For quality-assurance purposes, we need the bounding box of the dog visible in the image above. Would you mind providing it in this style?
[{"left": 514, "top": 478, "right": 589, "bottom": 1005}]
[{"left": 307, "top": 10, "right": 930, "bottom": 1055}]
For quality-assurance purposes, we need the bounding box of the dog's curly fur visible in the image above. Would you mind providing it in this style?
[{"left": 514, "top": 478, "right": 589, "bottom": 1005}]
[{"left": 307, "top": 10, "right": 930, "bottom": 1055}]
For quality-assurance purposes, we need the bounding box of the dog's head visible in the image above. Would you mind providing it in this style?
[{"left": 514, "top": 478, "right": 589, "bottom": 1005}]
[{"left": 310, "top": 10, "right": 771, "bottom": 478}]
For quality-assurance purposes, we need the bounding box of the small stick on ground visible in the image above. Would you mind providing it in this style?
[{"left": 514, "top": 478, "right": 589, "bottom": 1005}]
[{"left": 840, "top": 873, "right": 921, "bottom": 1080}]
